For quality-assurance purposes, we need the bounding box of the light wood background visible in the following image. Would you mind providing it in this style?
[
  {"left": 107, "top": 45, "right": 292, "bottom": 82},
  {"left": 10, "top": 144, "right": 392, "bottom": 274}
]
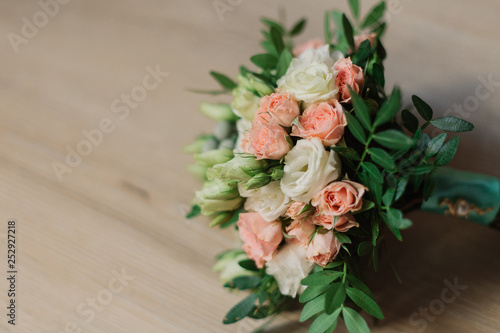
[{"left": 1, "top": 0, "right": 499, "bottom": 332}]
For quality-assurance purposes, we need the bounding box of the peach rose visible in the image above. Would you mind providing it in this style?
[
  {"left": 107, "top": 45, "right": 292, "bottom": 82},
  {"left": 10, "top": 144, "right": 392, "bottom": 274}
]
[
  {"left": 312, "top": 180, "right": 367, "bottom": 216},
  {"left": 256, "top": 93, "right": 300, "bottom": 127},
  {"left": 285, "top": 201, "right": 310, "bottom": 220},
  {"left": 310, "top": 212, "right": 359, "bottom": 231},
  {"left": 237, "top": 212, "right": 283, "bottom": 269},
  {"left": 292, "top": 38, "right": 325, "bottom": 57},
  {"left": 242, "top": 121, "right": 291, "bottom": 160},
  {"left": 291, "top": 100, "right": 347, "bottom": 146},
  {"left": 334, "top": 58, "right": 364, "bottom": 103},
  {"left": 354, "top": 32, "right": 376, "bottom": 50},
  {"left": 286, "top": 219, "right": 316, "bottom": 246},
  {"left": 306, "top": 231, "right": 341, "bottom": 266}
]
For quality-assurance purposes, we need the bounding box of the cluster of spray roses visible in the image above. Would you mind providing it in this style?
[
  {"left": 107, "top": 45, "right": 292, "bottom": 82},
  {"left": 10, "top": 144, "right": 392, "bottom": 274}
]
[{"left": 200, "top": 44, "right": 372, "bottom": 297}]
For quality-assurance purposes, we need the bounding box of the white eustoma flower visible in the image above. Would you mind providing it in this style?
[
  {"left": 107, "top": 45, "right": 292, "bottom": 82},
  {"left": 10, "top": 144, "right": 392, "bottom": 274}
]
[
  {"left": 239, "top": 181, "right": 290, "bottom": 222},
  {"left": 281, "top": 138, "right": 341, "bottom": 202},
  {"left": 234, "top": 118, "right": 252, "bottom": 153},
  {"left": 265, "top": 242, "right": 316, "bottom": 298},
  {"left": 277, "top": 45, "right": 343, "bottom": 104}
]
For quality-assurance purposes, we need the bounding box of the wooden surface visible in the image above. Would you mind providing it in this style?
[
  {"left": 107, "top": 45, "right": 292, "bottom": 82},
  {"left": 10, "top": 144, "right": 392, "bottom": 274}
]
[{"left": 1, "top": 0, "right": 499, "bottom": 332}]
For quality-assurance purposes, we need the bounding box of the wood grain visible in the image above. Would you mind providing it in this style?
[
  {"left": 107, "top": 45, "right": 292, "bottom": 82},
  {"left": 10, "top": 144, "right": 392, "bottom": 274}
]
[{"left": 0, "top": 0, "right": 499, "bottom": 332}]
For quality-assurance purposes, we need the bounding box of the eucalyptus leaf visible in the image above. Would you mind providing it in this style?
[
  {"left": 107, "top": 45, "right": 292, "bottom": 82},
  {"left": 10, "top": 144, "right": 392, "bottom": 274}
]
[
  {"left": 346, "top": 112, "right": 367, "bottom": 144},
  {"left": 299, "top": 284, "right": 329, "bottom": 303},
  {"left": 402, "top": 109, "right": 419, "bottom": 133},
  {"left": 368, "top": 148, "right": 395, "bottom": 171},
  {"left": 349, "top": 88, "right": 371, "bottom": 130},
  {"left": 309, "top": 308, "right": 342, "bottom": 333},
  {"left": 325, "top": 283, "right": 346, "bottom": 314},
  {"left": 374, "top": 87, "right": 401, "bottom": 128},
  {"left": 290, "top": 18, "right": 307, "bottom": 36},
  {"left": 362, "top": 162, "right": 383, "bottom": 184},
  {"left": 346, "top": 287, "right": 384, "bottom": 319},
  {"left": 425, "top": 133, "right": 447, "bottom": 158},
  {"left": 435, "top": 136, "right": 459, "bottom": 166},
  {"left": 411, "top": 95, "right": 433, "bottom": 121},
  {"left": 342, "top": 307, "right": 371, "bottom": 333},
  {"left": 301, "top": 270, "right": 343, "bottom": 286},
  {"left": 361, "top": 1, "right": 386, "bottom": 28},
  {"left": 250, "top": 53, "right": 278, "bottom": 70},
  {"left": 223, "top": 293, "right": 258, "bottom": 324},
  {"left": 300, "top": 293, "right": 327, "bottom": 322},
  {"left": 372, "top": 130, "right": 414, "bottom": 150},
  {"left": 430, "top": 117, "right": 474, "bottom": 132}
]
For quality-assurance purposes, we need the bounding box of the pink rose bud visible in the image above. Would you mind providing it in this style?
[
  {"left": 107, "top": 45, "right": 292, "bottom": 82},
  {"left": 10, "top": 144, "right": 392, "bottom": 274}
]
[
  {"left": 237, "top": 212, "right": 283, "bottom": 269},
  {"left": 306, "top": 231, "right": 341, "bottom": 267},
  {"left": 286, "top": 218, "right": 316, "bottom": 247},
  {"left": 310, "top": 212, "right": 359, "bottom": 231},
  {"left": 334, "top": 57, "right": 365, "bottom": 103},
  {"left": 291, "top": 101, "right": 347, "bottom": 146},
  {"left": 312, "top": 180, "right": 367, "bottom": 216},
  {"left": 256, "top": 93, "right": 300, "bottom": 127},
  {"left": 242, "top": 121, "right": 291, "bottom": 160},
  {"left": 354, "top": 32, "right": 377, "bottom": 50},
  {"left": 292, "top": 38, "right": 325, "bottom": 57},
  {"left": 285, "top": 201, "right": 310, "bottom": 220}
]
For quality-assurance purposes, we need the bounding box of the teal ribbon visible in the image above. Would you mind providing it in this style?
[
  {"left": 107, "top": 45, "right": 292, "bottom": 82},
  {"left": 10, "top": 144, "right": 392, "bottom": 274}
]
[{"left": 421, "top": 168, "right": 500, "bottom": 226}]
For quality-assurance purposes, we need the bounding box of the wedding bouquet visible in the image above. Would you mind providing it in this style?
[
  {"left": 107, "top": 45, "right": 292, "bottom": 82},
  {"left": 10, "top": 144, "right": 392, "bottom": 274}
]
[{"left": 185, "top": 1, "right": 475, "bottom": 332}]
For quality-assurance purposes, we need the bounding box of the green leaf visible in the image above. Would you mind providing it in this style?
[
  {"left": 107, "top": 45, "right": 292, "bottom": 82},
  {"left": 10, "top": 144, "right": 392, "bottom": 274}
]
[
  {"left": 345, "top": 112, "right": 367, "bottom": 144},
  {"left": 430, "top": 117, "right": 474, "bottom": 132},
  {"left": 346, "top": 287, "right": 384, "bottom": 319},
  {"left": 223, "top": 293, "right": 258, "bottom": 324},
  {"left": 374, "top": 87, "right": 402, "bottom": 128},
  {"left": 224, "top": 276, "right": 262, "bottom": 290},
  {"left": 402, "top": 109, "right": 419, "bottom": 133},
  {"left": 387, "top": 208, "right": 412, "bottom": 230},
  {"left": 290, "top": 18, "right": 307, "bottom": 36},
  {"left": 220, "top": 207, "right": 243, "bottom": 228},
  {"left": 361, "top": 1, "right": 386, "bottom": 28},
  {"left": 276, "top": 49, "right": 293, "bottom": 78},
  {"left": 309, "top": 308, "right": 342, "bottom": 333},
  {"left": 325, "top": 261, "right": 344, "bottom": 270},
  {"left": 354, "top": 199, "right": 375, "bottom": 214},
  {"left": 382, "top": 187, "right": 395, "bottom": 206},
  {"left": 346, "top": 275, "right": 375, "bottom": 300},
  {"left": 342, "top": 14, "right": 355, "bottom": 49},
  {"left": 351, "top": 39, "right": 372, "bottom": 65},
  {"left": 362, "top": 162, "right": 383, "bottom": 184},
  {"left": 185, "top": 204, "right": 201, "bottom": 219},
  {"left": 250, "top": 53, "right": 278, "bottom": 70},
  {"left": 371, "top": 63, "right": 385, "bottom": 88},
  {"left": 395, "top": 176, "right": 409, "bottom": 201},
  {"left": 380, "top": 212, "right": 402, "bottom": 241},
  {"left": 348, "top": 0, "right": 360, "bottom": 20},
  {"left": 357, "top": 242, "right": 372, "bottom": 256},
  {"left": 406, "top": 164, "right": 435, "bottom": 176},
  {"left": 238, "top": 259, "right": 259, "bottom": 272},
  {"left": 372, "top": 130, "right": 414, "bottom": 150},
  {"left": 300, "top": 293, "right": 326, "bottom": 322},
  {"left": 342, "top": 307, "right": 371, "bottom": 333},
  {"left": 435, "top": 136, "right": 459, "bottom": 166},
  {"left": 368, "top": 148, "right": 395, "bottom": 171},
  {"left": 425, "top": 133, "right": 447, "bottom": 158},
  {"left": 270, "top": 27, "right": 284, "bottom": 54},
  {"left": 325, "top": 282, "right": 346, "bottom": 314},
  {"left": 335, "top": 232, "right": 352, "bottom": 244},
  {"left": 324, "top": 11, "right": 332, "bottom": 44},
  {"left": 349, "top": 88, "right": 371, "bottom": 130},
  {"left": 411, "top": 95, "right": 433, "bottom": 121},
  {"left": 301, "top": 270, "right": 343, "bottom": 286},
  {"left": 209, "top": 71, "right": 237, "bottom": 90},
  {"left": 187, "top": 88, "right": 229, "bottom": 96},
  {"left": 331, "top": 146, "right": 361, "bottom": 161},
  {"left": 261, "top": 40, "right": 278, "bottom": 56},
  {"left": 248, "top": 305, "right": 272, "bottom": 320},
  {"left": 260, "top": 18, "right": 285, "bottom": 34},
  {"left": 300, "top": 284, "right": 329, "bottom": 303}
]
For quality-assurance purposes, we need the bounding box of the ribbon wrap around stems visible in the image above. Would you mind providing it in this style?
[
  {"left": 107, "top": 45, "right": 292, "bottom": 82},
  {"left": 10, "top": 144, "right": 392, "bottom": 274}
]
[{"left": 421, "top": 168, "right": 500, "bottom": 226}]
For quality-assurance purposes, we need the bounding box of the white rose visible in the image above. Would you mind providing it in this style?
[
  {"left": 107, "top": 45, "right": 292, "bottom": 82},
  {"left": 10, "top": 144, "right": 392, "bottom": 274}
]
[
  {"left": 265, "top": 242, "right": 316, "bottom": 298},
  {"left": 239, "top": 181, "right": 290, "bottom": 222},
  {"left": 231, "top": 86, "right": 260, "bottom": 121},
  {"left": 281, "top": 138, "right": 341, "bottom": 202},
  {"left": 277, "top": 45, "right": 341, "bottom": 104}
]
